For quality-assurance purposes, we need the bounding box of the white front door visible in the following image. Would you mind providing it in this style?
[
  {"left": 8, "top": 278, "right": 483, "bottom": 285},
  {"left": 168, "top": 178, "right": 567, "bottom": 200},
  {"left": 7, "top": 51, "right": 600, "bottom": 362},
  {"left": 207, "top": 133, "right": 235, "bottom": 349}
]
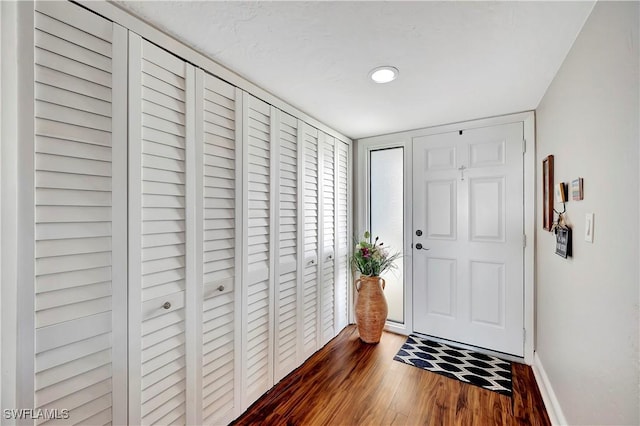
[{"left": 412, "top": 122, "right": 524, "bottom": 356}]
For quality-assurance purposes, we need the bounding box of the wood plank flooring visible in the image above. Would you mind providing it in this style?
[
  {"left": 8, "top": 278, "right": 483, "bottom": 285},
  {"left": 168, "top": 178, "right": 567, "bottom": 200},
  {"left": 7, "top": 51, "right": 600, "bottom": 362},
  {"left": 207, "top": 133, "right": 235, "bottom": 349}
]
[{"left": 232, "top": 325, "right": 550, "bottom": 426}]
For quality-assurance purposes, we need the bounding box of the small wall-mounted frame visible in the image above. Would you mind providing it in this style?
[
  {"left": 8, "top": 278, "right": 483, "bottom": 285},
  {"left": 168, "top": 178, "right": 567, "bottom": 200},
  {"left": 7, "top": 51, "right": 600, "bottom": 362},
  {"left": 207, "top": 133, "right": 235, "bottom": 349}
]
[
  {"left": 571, "top": 178, "right": 584, "bottom": 201},
  {"left": 555, "top": 182, "right": 567, "bottom": 203},
  {"left": 543, "top": 155, "right": 554, "bottom": 231}
]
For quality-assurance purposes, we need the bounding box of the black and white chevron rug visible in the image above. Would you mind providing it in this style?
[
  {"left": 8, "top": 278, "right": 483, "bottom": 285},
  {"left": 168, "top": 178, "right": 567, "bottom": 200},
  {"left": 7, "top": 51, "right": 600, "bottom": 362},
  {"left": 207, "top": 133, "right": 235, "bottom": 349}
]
[{"left": 393, "top": 334, "right": 512, "bottom": 396}]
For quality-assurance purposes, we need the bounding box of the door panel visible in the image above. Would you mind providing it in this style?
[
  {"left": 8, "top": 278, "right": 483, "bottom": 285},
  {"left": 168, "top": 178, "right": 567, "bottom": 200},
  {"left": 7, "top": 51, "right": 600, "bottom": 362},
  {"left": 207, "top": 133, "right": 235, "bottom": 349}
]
[
  {"left": 301, "top": 123, "right": 320, "bottom": 358},
  {"left": 426, "top": 146, "right": 456, "bottom": 170},
  {"left": 470, "top": 261, "right": 505, "bottom": 326},
  {"left": 197, "top": 70, "right": 240, "bottom": 425},
  {"left": 30, "top": 2, "right": 127, "bottom": 423},
  {"left": 425, "top": 257, "right": 456, "bottom": 317},
  {"left": 274, "top": 111, "right": 300, "bottom": 382},
  {"left": 426, "top": 180, "right": 456, "bottom": 239},
  {"left": 413, "top": 123, "right": 524, "bottom": 356},
  {"left": 335, "top": 141, "right": 350, "bottom": 330},
  {"left": 321, "top": 133, "right": 336, "bottom": 345},
  {"left": 469, "top": 138, "right": 505, "bottom": 167},
  {"left": 129, "top": 34, "right": 194, "bottom": 425},
  {"left": 242, "top": 94, "right": 275, "bottom": 407},
  {"left": 469, "top": 177, "right": 505, "bottom": 242}
]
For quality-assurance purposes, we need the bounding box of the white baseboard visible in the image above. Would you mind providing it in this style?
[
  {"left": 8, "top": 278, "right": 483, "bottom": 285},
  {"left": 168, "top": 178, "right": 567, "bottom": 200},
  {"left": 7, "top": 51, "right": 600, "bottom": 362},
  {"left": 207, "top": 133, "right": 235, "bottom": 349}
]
[{"left": 532, "top": 351, "right": 568, "bottom": 426}]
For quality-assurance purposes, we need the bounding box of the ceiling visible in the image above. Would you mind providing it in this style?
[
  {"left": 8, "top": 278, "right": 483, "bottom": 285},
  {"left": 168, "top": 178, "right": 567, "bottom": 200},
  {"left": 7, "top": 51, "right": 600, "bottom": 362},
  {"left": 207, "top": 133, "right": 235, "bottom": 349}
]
[{"left": 114, "top": 1, "right": 595, "bottom": 140}]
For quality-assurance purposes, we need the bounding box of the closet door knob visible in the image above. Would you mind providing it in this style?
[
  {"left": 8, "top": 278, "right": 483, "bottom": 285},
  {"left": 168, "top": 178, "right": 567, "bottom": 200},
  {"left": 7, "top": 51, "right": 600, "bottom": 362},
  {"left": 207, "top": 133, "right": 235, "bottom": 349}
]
[
  {"left": 217, "top": 285, "right": 225, "bottom": 292},
  {"left": 162, "top": 302, "right": 171, "bottom": 310}
]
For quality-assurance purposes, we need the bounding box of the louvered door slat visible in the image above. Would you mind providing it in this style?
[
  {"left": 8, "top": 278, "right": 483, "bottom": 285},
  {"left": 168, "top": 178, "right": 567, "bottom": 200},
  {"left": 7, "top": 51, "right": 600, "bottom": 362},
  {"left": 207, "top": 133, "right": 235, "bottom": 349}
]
[
  {"left": 35, "top": 30, "right": 112, "bottom": 73},
  {"left": 302, "top": 124, "right": 320, "bottom": 357},
  {"left": 66, "top": 393, "right": 112, "bottom": 425},
  {"left": 36, "top": 81, "right": 110, "bottom": 116},
  {"left": 36, "top": 47, "right": 112, "bottom": 88},
  {"left": 130, "top": 35, "right": 193, "bottom": 426},
  {"left": 36, "top": 65, "right": 112, "bottom": 104},
  {"left": 197, "top": 70, "right": 239, "bottom": 425},
  {"left": 29, "top": 2, "right": 127, "bottom": 424},
  {"left": 35, "top": 1, "right": 112, "bottom": 42},
  {"left": 35, "top": 11, "right": 111, "bottom": 56},
  {"left": 274, "top": 111, "right": 300, "bottom": 381},
  {"left": 38, "top": 379, "right": 111, "bottom": 421},
  {"left": 37, "top": 101, "right": 111, "bottom": 132}
]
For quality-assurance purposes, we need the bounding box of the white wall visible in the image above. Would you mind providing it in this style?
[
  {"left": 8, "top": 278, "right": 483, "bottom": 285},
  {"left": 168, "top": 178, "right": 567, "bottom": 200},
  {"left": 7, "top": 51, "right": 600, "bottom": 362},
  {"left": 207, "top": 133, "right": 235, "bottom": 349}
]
[{"left": 535, "top": 1, "right": 639, "bottom": 425}]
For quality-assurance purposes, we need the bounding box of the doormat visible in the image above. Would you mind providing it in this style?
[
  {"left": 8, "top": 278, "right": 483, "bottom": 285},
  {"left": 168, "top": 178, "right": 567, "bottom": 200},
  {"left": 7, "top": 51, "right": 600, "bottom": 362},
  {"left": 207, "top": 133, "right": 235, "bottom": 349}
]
[{"left": 393, "top": 335, "right": 512, "bottom": 396}]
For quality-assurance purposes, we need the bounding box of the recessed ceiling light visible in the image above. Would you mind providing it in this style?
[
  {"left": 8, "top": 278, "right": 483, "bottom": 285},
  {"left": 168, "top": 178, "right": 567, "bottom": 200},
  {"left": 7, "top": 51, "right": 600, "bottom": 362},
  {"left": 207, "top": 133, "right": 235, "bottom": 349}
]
[{"left": 369, "top": 66, "right": 399, "bottom": 84}]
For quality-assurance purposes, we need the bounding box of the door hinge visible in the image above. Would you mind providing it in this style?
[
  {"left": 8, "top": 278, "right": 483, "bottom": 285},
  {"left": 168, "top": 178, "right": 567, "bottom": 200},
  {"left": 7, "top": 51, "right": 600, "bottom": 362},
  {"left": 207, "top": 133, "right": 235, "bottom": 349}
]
[
  {"left": 523, "top": 234, "right": 527, "bottom": 248},
  {"left": 523, "top": 328, "right": 526, "bottom": 343},
  {"left": 522, "top": 139, "right": 526, "bottom": 153}
]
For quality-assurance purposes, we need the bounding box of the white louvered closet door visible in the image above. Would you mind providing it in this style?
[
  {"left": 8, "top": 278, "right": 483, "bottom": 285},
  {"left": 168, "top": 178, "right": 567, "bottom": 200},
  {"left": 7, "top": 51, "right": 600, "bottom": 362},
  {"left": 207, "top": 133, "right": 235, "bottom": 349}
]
[
  {"left": 195, "top": 69, "right": 242, "bottom": 425},
  {"left": 273, "top": 111, "right": 301, "bottom": 382},
  {"left": 301, "top": 123, "right": 320, "bottom": 358},
  {"left": 335, "top": 140, "right": 351, "bottom": 331},
  {"left": 320, "top": 133, "right": 337, "bottom": 345},
  {"left": 25, "top": 1, "right": 127, "bottom": 424},
  {"left": 242, "top": 94, "right": 276, "bottom": 407},
  {"left": 128, "top": 34, "right": 196, "bottom": 426}
]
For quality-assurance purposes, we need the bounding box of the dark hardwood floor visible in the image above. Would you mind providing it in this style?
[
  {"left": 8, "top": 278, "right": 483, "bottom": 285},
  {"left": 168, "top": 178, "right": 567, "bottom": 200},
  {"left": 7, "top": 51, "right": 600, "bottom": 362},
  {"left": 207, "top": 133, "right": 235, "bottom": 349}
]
[{"left": 233, "top": 325, "right": 550, "bottom": 426}]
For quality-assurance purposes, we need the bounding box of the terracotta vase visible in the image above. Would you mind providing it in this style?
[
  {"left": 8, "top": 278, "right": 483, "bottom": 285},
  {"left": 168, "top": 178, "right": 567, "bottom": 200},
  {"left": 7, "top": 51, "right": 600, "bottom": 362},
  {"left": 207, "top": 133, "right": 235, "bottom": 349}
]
[{"left": 354, "top": 275, "right": 388, "bottom": 343}]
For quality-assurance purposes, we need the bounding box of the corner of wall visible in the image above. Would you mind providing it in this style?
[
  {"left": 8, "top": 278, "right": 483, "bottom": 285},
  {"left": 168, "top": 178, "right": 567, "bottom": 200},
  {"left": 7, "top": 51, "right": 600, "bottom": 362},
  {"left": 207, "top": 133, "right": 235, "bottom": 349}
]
[{"left": 532, "top": 352, "right": 568, "bottom": 426}]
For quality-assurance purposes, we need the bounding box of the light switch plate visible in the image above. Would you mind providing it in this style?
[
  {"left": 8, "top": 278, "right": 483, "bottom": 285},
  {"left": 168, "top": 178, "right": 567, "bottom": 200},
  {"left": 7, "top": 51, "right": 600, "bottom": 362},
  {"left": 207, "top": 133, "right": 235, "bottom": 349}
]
[{"left": 585, "top": 213, "right": 594, "bottom": 243}]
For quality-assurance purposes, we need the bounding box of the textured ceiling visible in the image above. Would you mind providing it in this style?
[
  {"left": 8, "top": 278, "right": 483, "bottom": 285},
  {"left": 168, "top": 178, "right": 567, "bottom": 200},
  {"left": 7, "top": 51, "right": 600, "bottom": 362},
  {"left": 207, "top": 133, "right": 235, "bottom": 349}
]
[{"left": 114, "top": 1, "right": 595, "bottom": 139}]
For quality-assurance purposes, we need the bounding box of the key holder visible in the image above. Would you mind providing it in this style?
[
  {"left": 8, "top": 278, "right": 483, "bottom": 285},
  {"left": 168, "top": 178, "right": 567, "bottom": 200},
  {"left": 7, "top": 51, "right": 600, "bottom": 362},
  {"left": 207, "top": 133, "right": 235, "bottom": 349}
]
[{"left": 551, "top": 201, "right": 566, "bottom": 232}]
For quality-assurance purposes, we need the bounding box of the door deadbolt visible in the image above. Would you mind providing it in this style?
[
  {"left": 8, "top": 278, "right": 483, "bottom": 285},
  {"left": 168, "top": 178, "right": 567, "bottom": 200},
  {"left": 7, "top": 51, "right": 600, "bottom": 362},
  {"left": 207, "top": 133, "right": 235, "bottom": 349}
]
[{"left": 416, "top": 230, "right": 423, "bottom": 236}]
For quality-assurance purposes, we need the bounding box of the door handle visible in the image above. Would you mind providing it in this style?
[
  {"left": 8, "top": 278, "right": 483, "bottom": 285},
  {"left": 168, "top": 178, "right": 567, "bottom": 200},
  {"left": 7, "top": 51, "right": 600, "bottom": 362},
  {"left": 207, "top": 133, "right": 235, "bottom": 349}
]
[{"left": 415, "top": 243, "right": 430, "bottom": 251}]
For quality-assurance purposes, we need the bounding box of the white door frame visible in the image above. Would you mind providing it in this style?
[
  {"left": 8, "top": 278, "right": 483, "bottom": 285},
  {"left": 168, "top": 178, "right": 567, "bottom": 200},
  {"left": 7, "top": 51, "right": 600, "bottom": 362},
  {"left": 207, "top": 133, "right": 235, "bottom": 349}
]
[
  {"left": 355, "top": 139, "right": 413, "bottom": 336},
  {"left": 356, "top": 112, "right": 535, "bottom": 364},
  {"left": 1, "top": 0, "right": 20, "bottom": 416}
]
